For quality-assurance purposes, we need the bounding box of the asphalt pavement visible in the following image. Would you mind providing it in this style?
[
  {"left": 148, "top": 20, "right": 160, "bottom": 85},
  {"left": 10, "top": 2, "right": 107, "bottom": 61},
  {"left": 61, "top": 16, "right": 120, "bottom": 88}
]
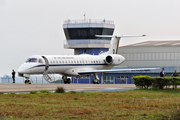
[{"left": 0, "top": 83, "right": 136, "bottom": 93}]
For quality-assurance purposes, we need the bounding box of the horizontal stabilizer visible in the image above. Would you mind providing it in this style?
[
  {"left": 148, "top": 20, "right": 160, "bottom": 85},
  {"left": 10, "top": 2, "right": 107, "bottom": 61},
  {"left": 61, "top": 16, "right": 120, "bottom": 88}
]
[{"left": 96, "top": 35, "right": 146, "bottom": 38}]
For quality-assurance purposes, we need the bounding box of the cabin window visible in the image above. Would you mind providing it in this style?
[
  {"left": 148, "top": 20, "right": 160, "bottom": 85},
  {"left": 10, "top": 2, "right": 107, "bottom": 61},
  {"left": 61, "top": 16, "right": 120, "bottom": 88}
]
[
  {"left": 96, "top": 61, "right": 98, "bottom": 63},
  {"left": 94, "top": 61, "right": 95, "bottom": 63},
  {"left": 77, "top": 61, "right": 79, "bottom": 63},
  {"left": 56, "top": 61, "right": 58, "bottom": 64},
  {"left": 86, "top": 60, "right": 87, "bottom": 63},
  {"left": 62, "top": 61, "right": 64, "bottom": 63},
  {"left": 66, "top": 61, "right": 67, "bottom": 64},
  {"left": 59, "top": 61, "right": 61, "bottom": 63},
  {"left": 82, "top": 61, "right": 84, "bottom": 63},
  {"left": 53, "top": 61, "right": 55, "bottom": 64},
  {"left": 71, "top": 61, "right": 73, "bottom": 63},
  {"left": 74, "top": 61, "right": 76, "bottom": 63}
]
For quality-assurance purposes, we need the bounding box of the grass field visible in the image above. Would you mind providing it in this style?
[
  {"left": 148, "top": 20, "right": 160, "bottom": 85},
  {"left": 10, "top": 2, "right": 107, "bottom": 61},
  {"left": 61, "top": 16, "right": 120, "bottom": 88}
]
[{"left": 0, "top": 89, "right": 180, "bottom": 119}]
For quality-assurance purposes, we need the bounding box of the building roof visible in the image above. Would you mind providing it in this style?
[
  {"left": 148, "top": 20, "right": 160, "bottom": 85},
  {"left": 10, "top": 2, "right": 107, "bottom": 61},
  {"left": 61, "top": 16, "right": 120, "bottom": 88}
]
[{"left": 121, "top": 40, "right": 180, "bottom": 47}]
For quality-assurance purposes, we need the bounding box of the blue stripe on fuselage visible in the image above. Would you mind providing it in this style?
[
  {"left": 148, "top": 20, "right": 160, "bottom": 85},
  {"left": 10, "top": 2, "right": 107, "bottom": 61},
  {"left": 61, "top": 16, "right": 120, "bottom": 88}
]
[{"left": 28, "top": 64, "right": 107, "bottom": 70}]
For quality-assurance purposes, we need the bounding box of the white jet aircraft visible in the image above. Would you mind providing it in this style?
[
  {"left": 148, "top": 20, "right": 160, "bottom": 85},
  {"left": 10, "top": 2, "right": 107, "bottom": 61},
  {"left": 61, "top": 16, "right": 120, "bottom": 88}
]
[{"left": 18, "top": 35, "right": 158, "bottom": 84}]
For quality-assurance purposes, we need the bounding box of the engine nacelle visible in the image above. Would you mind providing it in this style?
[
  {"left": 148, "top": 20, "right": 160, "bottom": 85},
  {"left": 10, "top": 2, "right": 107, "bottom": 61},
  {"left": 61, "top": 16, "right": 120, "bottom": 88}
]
[
  {"left": 105, "top": 55, "right": 113, "bottom": 64},
  {"left": 104, "top": 54, "right": 123, "bottom": 65}
]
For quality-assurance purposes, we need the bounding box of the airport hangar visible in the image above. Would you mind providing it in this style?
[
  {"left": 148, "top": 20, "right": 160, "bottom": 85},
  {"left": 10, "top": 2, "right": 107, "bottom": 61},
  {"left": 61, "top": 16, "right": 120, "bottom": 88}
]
[{"left": 63, "top": 19, "right": 179, "bottom": 84}]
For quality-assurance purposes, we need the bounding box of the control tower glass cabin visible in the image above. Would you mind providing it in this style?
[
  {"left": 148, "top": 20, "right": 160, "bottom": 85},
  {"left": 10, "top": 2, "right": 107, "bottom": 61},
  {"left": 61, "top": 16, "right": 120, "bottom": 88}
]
[{"left": 63, "top": 19, "right": 115, "bottom": 55}]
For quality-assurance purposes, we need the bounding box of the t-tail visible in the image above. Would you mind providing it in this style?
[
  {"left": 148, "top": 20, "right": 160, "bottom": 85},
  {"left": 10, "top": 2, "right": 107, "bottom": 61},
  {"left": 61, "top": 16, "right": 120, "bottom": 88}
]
[{"left": 96, "top": 35, "right": 146, "bottom": 55}]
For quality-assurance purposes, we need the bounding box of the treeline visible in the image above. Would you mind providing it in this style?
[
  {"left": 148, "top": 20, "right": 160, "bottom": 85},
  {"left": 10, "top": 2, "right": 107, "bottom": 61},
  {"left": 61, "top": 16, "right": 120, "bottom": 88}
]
[{"left": 132, "top": 76, "right": 180, "bottom": 89}]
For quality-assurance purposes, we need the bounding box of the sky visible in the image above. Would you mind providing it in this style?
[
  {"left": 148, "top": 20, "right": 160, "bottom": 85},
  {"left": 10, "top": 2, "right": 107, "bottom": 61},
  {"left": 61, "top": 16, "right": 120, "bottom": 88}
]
[{"left": 1, "top": 0, "right": 180, "bottom": 77}]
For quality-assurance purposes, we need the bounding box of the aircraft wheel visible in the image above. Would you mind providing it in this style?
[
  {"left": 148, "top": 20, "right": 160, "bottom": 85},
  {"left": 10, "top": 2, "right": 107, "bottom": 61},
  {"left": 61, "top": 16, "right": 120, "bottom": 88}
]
[
  {"left": 67, "top": 78, "right": 71, "bottom": 84},
  {"left": 25, "top": 80, "right": 30, "bottom": 84},
  {"left": 28, "top": 80, "right": 31, "bottom": 84}
]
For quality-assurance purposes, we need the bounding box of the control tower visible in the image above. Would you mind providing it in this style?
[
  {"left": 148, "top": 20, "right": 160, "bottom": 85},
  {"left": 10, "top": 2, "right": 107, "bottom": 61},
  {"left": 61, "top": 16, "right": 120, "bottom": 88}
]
[{"left": 63, "top": 19, "right": 115, "bottom": 55}]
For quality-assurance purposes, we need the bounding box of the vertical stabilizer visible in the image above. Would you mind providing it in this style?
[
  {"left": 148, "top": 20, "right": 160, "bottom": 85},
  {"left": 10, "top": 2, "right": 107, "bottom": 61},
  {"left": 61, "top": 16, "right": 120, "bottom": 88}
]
[
  {"left": 106, "top": 36, "right": 121, "bottom": 54},
  {"left": 97, "top": 36, "right": 121, "bottom": 55}
]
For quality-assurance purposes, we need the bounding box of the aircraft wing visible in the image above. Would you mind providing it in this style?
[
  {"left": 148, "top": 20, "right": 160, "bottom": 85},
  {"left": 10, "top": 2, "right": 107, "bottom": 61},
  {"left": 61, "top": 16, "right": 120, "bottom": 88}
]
[{"left": 78, "top": 68, "right": 159, "bottom": 75}]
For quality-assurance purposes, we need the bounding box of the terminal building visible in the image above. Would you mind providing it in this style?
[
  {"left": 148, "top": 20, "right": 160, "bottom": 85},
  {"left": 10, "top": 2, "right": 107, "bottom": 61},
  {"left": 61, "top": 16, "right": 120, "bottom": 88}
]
[{"left": 63, "top": 19, "right": 179, "bottom": 84}]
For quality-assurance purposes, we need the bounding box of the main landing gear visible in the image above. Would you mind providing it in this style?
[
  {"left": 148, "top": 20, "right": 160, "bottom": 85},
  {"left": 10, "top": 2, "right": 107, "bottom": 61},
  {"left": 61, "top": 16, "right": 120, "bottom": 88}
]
[
  {"left": 62, "top": 76, "right": 71, "bottom": 84},
  {"left": 93, "top": 74, "right": 100, "bottom": 84}
]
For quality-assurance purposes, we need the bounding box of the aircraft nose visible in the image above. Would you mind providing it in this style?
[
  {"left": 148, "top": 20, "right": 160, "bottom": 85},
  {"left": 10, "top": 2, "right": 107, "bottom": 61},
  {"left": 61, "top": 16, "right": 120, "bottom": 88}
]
[
  {"left": 17, "top": 66, "right": 24, "bottom": 73},
  {"left": 17, "top": 64, "right": 26, "bottom": 73}
]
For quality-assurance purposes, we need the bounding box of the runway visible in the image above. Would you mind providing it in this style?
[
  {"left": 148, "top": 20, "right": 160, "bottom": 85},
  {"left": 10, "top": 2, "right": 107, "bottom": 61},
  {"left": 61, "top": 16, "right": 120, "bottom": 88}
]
[{"left": 0, "top": 83, "right": 136, "bottom": 93}]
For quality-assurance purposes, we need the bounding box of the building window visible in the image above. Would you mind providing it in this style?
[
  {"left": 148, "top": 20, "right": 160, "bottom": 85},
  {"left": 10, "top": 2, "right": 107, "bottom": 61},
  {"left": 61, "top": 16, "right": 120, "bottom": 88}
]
[
  {"left": 167, "top": 53, "right": 170, "bottom": 60},
  {"left": 130, "top": 53, "right": 133, "bottom": 60},
  {"left": 171, "top": 53, "right": 174, "bottom": 60},
  {"left": 163, "top": 53, "right": 166, "bottom": 60},
  {"left": 141, "top": 53, "right": 144, "bottom": 60},
  {"left": 159, "top": 53, "right": 163, "bottom": 60},
  {"left": 134, "top": 53, "right": 137, "bottom": 60},
  {"left": 117, "top": 76, "right": 128, "bottom": 83},
  {"left": 103, "top": 76, "right": 114, "bottom": 82},
  {"left": 174, "top": 53, "right": 178, "bottom": 60},
  {"left": 145, "top": 53, "right": 148, "bottom": 60}
]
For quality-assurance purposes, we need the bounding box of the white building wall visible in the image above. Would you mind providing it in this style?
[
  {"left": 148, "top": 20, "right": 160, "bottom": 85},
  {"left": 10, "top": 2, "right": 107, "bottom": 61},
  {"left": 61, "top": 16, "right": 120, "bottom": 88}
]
[{"left": 118, "top": 46, "right": 180, "bottom": 68}]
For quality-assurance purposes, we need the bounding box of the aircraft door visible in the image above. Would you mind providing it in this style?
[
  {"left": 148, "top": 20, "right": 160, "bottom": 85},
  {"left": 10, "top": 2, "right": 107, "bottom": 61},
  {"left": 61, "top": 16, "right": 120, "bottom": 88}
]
[{"left": 42, "top": 56, "right": 49, "bottom": 71}]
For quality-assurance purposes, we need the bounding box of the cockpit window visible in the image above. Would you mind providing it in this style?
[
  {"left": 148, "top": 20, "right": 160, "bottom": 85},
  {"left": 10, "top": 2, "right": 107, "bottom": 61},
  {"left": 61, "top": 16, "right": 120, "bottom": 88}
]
[
  {"left": 39, "top": 59, "right": 43, "bottom": 63},
  {"left": 26, "top": 58, "right": 38, "bottom": 63}
]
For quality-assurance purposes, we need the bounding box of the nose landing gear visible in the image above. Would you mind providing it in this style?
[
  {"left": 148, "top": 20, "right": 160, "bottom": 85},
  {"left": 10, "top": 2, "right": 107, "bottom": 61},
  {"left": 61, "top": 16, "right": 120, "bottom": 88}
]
[
  {"left": 25, "top": 80, "right": 31, "bottom": 84},
  {"left": 24, "top": 77, "right": 31, "bottom": 84}
]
